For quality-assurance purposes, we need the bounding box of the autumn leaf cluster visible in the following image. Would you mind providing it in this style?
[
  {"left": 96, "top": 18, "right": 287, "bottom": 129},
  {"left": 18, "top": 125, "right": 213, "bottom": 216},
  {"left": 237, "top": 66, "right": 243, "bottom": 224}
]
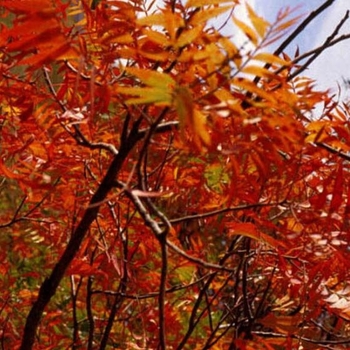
[{"left": 1, "top": 0, "right": 350, "bottom": 349}]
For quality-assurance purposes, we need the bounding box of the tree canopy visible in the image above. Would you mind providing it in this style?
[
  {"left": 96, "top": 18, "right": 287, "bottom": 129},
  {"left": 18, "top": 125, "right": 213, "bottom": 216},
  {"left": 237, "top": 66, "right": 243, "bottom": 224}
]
[{"left": 1, "top": 0, "right": 350, "bottom": 349}]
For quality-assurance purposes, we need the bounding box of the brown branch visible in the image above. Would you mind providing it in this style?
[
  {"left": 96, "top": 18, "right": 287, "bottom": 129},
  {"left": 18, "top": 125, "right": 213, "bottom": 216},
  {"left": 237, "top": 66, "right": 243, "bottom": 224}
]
[
  {"left": 99, "top": 290, "right": 123, "bottom": 350},
  {"left": 287, "top": 10, "right": 350, "bottom": 81},
  {"left": 274, "top": 0, "right": 337, "bottom": 57},
  {"left": 176, "top": 237, "right": 243, "bottom": 350},
  {"left": 241, "top": 240, "right": 254, "bottom": 338},
  {"left": 0, "top": 196, "right": 27, "bottom": 228},
  {"left": 86, "top": 251, "right": 97, "bottom": 350},
  {"left": 315, "top": 142, "right": 350, "bottom": 161},
  {"left": 249, "top": 0, "right": 337, "bottom": 92},
  {"left": 138, "top": 121, "right": 179, "bottom": 137},
  {"left": 19, "top": 119, "right": 143, "bottom": 350},
  {"left": 201, "top": 278, "right": 238, "bottom": 348},
  {"left": 168, "top": 201, "right": 286, "bottom": 225},
  {"left": 124, "top": 188, "right": 169, "bottom": 349},
  {"left": 158, "top": 234, "right": 168, "bottom": 350},
  {"left": 0, "top": 178, "right": 60, "bottom": 228},
  {"left": 166, "top": 239, "right": 236, "bottom": 273},
  {"left": 291, "top": 14, "right": 350, "bottom": 66},
  {"left": 91, "top": 272, "right": 213, "bottom": 299},
  {"left": 42, "top": 67, "right": 119, "bottom": 155},
  {"left": 70, "top": 276, "right": 83, "bottom": 350}
]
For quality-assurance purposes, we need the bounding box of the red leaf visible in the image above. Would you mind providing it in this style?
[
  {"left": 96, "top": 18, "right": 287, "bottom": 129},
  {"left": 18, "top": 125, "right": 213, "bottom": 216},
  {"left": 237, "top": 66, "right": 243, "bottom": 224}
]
[{"left": 330, "top": 163, "right": 343, "bottom": 213}]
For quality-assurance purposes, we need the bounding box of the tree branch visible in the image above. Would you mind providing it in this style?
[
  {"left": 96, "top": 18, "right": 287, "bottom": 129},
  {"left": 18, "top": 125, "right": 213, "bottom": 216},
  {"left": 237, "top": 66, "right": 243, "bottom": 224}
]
[
  {"left": 315, "top": 142, "right": 350, "bottom": 161},
  {"left": 287, "top": 10, "right": 350, "bottom": 81},
  {"left": 274, "top": 0, "right": 337, "bottom": 57},
  {"left": 20, "top": 119, "right": 142, "bottom": 350}
]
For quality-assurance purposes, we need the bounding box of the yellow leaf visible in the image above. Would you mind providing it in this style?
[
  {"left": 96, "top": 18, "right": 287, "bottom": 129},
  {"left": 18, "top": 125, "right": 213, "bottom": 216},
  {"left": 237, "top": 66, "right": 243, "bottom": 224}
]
[
  {"left": 137, "top": 11, "right": 184, "bottom": 42},
  {"left": 246, "top": 3, "right": 270, "bottom": 38},
  {"left": 219, "top": 37, "right": 242, "bottom": 68},
  {"left": 174, "top": 86, "right": 193, "bottom": 140},
  {"left": 142, "top": 29, "right": 170, "bottom": 47},
  {"left": 125, "top": 67, "right": 175, "bottom": 88},
  {"left": 116, "top": 87, "right": 172, "bottom": 105},
  {"left": 254, "top": 52, "right": 289, "bottom": 67},
  {"left": 173, "top": 86, "right": 211, "bottom": 150},
  {"left": 213, "top": 89, "right": 245, "bottom": 115},
  {"left": 186, "top": 0, "right": 237, "bottom": 8},
  {"left": 241, "top": 65, "right": 281, "bottom": 80},
  {"left": 138, "top": 49, "right": 170, "bottom": 62},
  {"left": 137, "top": 13, "right": 168, "bottom": 27},
  {"left": 176, "top": 24, "right": 204, "bottom": 48},
  {"left": 233, "top": 16, "right": 258, "bottom": 46},
  {"left": 191, "top": 6, "right": 232, "bottom": 26},
  {"left": 109, "top": 34, "right": 134, "bottom": 45},
  {"left": 232, "top": 77, "right": 275, "bottom": 102},
  {"left": 275, "top": 16, "right": 303, "bottom": 33},
  {"left": 305, "top": 121, "right": 327, "bottom": 143},
  {"left": 192, "top": 109, "right": 211, "bottom": 148},
  {"left": 116, "top": 68, "right": 175, "bottom": 105}
]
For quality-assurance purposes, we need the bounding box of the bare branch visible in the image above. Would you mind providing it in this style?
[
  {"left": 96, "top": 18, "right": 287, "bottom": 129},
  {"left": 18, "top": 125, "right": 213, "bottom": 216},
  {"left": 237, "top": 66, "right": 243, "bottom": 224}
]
[
  {"left": 42, "top": 67, "right": 119, "bottom": 155},
  {"left": 20, "top": 119, "right": 142, "bottom": 350},
  {"left": 274, "top": 0, "right": 337, "bottom": 56},
  {"left": 166, "top": 239, "right": 237, "bottom": 272},
  {"left": 168, "top": 201, "right": 286, "bottom": 225},
  {"left": 287, "top": 10, "right": 350, "bottom": 81},
  {"left": 315, "top": 142, "right": 350, "bottom": 161},
  {"left": 249, "top": 0, "right": 339, "bottom": 96},
  {"left": 91, "top": 272, "right": 213, "bottom": 299}
]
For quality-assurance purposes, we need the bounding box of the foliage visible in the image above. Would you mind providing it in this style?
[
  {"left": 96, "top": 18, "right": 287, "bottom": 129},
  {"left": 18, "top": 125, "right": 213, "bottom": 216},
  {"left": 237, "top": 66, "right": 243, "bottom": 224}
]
[{"left": 1, "top": 0, "right": 350, "bottom": 349}]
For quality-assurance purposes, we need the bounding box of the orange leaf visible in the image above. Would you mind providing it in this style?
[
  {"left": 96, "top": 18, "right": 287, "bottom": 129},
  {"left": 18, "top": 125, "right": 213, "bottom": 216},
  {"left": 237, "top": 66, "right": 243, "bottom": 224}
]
[
  {"left": 232, "top": 77, "right": 275, "bottom": 102},
  {"left": 227, "top": 222, "right": 285, "bottom": 249},
  {"left": 191, "top": 6, "right": 232, "bottom": 26},
  {"left": 0, "top": 159, "right": 21, "bottom": 180},
  {"left": 173, "top": 86, "right": 211, "bottom": 150},
  {"left": 192, "top": 109, "right": 211, "bottom": 148}
]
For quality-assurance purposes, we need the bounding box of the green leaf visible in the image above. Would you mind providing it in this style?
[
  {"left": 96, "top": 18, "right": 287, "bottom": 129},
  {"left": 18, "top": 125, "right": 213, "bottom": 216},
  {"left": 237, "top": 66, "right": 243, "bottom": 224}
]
[{"left": 116, "top": 67, "right": 175, "bottom": 105}]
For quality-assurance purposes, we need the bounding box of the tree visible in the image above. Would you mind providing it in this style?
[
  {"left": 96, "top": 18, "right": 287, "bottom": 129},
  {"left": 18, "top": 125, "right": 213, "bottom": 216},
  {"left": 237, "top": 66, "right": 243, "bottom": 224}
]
[{"left": 1, "top": 0, "right": 350, "bottom": 348}]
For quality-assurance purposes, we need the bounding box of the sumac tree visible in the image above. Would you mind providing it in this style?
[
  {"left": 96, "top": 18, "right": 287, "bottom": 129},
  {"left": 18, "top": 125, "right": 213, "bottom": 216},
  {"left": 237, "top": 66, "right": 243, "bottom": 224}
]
[{"left": 1, "top": 0, "right": 350, "bottom": 349}]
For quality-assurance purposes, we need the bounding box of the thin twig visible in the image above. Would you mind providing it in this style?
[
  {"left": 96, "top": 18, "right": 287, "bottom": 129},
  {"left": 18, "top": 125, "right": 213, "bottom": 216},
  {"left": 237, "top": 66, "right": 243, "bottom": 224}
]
[
  {"left": 158, "top": 234, "right": 168, "bottom": 350},
  {"left": 124, "top": 188, "right": 169, "bottom": 349},
  {"left": 91, "top": 272, "right": 213, "bottom": 298},
  {"left": 250, "top": 0, "right": 338, "bottom": 95},
  {"left": 275, "top": 0, "right": 337, "bottom": 56},
  {"left": 0, "top": 196, "right": 27, "bottom": 228},
  {"left": 166, "top": 239, "right": 236, "bottom": 273},
  {"left": 20, "top": 118, "right": 142, "bottom": 350},
  {"left": 315, "top": 142, "right": 350, "bottom": 161},
  {"left": 168, "top": 200, "right": 286, "bottom": 225},
  {"left": 42, "top": 67, "right": 119, "bottom": 155},
  {"left": 287, "top": 10, "right": 350, "bottom": 81}
]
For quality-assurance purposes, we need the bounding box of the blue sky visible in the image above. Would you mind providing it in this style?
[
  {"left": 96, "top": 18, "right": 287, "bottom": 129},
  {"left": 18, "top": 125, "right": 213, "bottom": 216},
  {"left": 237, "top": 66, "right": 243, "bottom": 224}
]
[
  {"left": 244, "top": 1, "right": 350, "bottom": 94},
  {"left": 149, "top": 0, "right": 350, "bottom": 96}
]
